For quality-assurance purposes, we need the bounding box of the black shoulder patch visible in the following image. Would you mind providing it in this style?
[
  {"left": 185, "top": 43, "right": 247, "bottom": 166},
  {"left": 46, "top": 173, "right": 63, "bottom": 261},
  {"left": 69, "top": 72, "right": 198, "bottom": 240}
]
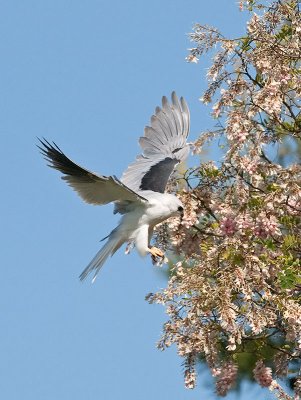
[{"left": 139, "top": 157, "right": 178, "bottom": 193}]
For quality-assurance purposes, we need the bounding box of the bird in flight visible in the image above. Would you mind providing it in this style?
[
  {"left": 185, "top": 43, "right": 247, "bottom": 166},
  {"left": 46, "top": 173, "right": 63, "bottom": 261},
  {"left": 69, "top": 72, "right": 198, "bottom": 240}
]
[{"left": 38, "top": 92, "right": 190, "bottom": 282}]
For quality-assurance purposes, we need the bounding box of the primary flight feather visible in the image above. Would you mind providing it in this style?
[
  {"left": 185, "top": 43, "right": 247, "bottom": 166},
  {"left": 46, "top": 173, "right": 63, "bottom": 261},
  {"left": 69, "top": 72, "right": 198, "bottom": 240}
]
[{"left": 38, "top": 92, "right": 190, "bottom": 282}]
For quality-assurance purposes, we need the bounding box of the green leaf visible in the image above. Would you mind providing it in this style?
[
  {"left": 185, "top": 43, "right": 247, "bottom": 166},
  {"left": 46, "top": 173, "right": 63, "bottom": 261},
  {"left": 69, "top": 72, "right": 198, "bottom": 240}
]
[
  {"left": 277, "top": 255, "right": 301, "bottom": 289},
  {"left": 275, "top": 24, "right": 293, "bottom": 41},
  {"left": 282, "top": 235, "right": 299, "bottom": 251}
]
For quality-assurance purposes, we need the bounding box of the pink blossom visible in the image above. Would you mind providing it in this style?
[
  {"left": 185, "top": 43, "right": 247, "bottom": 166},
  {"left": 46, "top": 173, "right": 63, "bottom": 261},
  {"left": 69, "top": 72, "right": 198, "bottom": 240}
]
[
  {"left": 220, "top": 217, "right": 237, "bottom": 235},
  {"left": 236, "top": 213, "right": 253, "bottom": 233},
  {"left": 253, "top": 360, "right": 273, "bottom": 388},
  {"left": 216, "top": 362, "right": 238, "bottom": 396},
  {"left": 184, "top": 369, "right": 197, "bottom": 389},
  {"left": 254, "top": 214, "right": 281, "bottom": 238}
]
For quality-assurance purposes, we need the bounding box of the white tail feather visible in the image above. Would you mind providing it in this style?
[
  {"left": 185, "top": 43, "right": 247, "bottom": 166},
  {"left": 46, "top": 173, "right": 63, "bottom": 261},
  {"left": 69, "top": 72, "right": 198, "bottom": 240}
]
[{"left": 79, "top": 235, "right": 122, "bottom": 282}]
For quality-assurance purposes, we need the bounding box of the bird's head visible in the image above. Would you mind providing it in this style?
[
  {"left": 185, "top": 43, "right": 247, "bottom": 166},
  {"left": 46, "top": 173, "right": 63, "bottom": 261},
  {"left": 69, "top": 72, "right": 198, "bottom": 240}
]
[{"left": 164, "top": 194, "right": 184, "bottom": 217}]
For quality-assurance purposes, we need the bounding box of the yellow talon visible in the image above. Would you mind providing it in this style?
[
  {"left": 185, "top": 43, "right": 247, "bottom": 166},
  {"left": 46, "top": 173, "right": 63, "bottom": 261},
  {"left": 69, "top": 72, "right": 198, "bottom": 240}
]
[{"left": 149, "top": 246, "right": 164, "bottom": 259}]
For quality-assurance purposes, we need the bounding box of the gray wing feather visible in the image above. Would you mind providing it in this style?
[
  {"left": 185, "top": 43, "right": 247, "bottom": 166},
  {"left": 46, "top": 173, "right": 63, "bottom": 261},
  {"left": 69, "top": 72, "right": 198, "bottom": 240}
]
[
  {"left": 38, "top": 139, "right": 147, "bottom": 205},
  {"left": 121, "top": 92, "right": 190, "bottom": 193}
]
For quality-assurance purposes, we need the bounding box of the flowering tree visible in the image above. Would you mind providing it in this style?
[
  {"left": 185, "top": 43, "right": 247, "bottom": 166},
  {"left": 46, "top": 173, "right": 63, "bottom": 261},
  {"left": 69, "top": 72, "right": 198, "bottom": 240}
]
[{"left": 147, "top": 1, "right": 301, "bottom": 398}]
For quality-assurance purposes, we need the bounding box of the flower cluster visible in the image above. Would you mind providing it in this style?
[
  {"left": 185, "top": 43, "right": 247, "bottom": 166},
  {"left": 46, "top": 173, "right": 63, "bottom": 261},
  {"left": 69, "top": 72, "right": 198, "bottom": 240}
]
[
  {"left": 216, "top": 362, "right": 238, "bottom": 397},
  {"left": 148, "top": 1, "right": 301, "bottom": 398},
  {"left": 253, "top": 360, "right": 273, "bottom": 388}
]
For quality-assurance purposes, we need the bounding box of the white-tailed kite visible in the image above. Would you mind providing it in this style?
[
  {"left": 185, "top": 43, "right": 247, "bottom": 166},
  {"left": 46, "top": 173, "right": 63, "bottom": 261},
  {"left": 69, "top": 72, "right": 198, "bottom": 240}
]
[{"left": 38, "top": 92, "right": 190, "bottom": 282}]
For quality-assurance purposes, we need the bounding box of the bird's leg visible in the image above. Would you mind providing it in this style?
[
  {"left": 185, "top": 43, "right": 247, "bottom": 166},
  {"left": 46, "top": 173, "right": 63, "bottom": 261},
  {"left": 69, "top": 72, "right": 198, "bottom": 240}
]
[
  {"left": 148, "top": 246, "right": 164, "bottom": 259},
  {"left": 125, "top": 241, "right": 134, "bottom": 255}
]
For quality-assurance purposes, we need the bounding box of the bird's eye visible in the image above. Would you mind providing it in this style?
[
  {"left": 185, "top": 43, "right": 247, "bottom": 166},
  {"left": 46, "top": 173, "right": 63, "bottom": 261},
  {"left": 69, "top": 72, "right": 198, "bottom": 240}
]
[{"left": 178, "top": 206, "right": 184, "bottom": 212}]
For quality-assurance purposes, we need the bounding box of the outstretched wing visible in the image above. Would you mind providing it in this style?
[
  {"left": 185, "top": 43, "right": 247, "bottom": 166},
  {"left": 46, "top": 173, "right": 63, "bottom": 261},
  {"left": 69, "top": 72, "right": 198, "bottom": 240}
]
[
  {"left": 38, "top": 139, "right": 147, "bottom": 206},
  {"left": 120, "top": 92, "right": 190, "bottom": 193}
]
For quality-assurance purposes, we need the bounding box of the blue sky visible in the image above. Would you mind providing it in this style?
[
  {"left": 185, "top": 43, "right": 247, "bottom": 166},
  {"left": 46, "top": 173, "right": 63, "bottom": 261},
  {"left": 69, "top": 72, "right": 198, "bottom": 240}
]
[{"left": 1, "top": 1, "right": 276, "bottom": 399}]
